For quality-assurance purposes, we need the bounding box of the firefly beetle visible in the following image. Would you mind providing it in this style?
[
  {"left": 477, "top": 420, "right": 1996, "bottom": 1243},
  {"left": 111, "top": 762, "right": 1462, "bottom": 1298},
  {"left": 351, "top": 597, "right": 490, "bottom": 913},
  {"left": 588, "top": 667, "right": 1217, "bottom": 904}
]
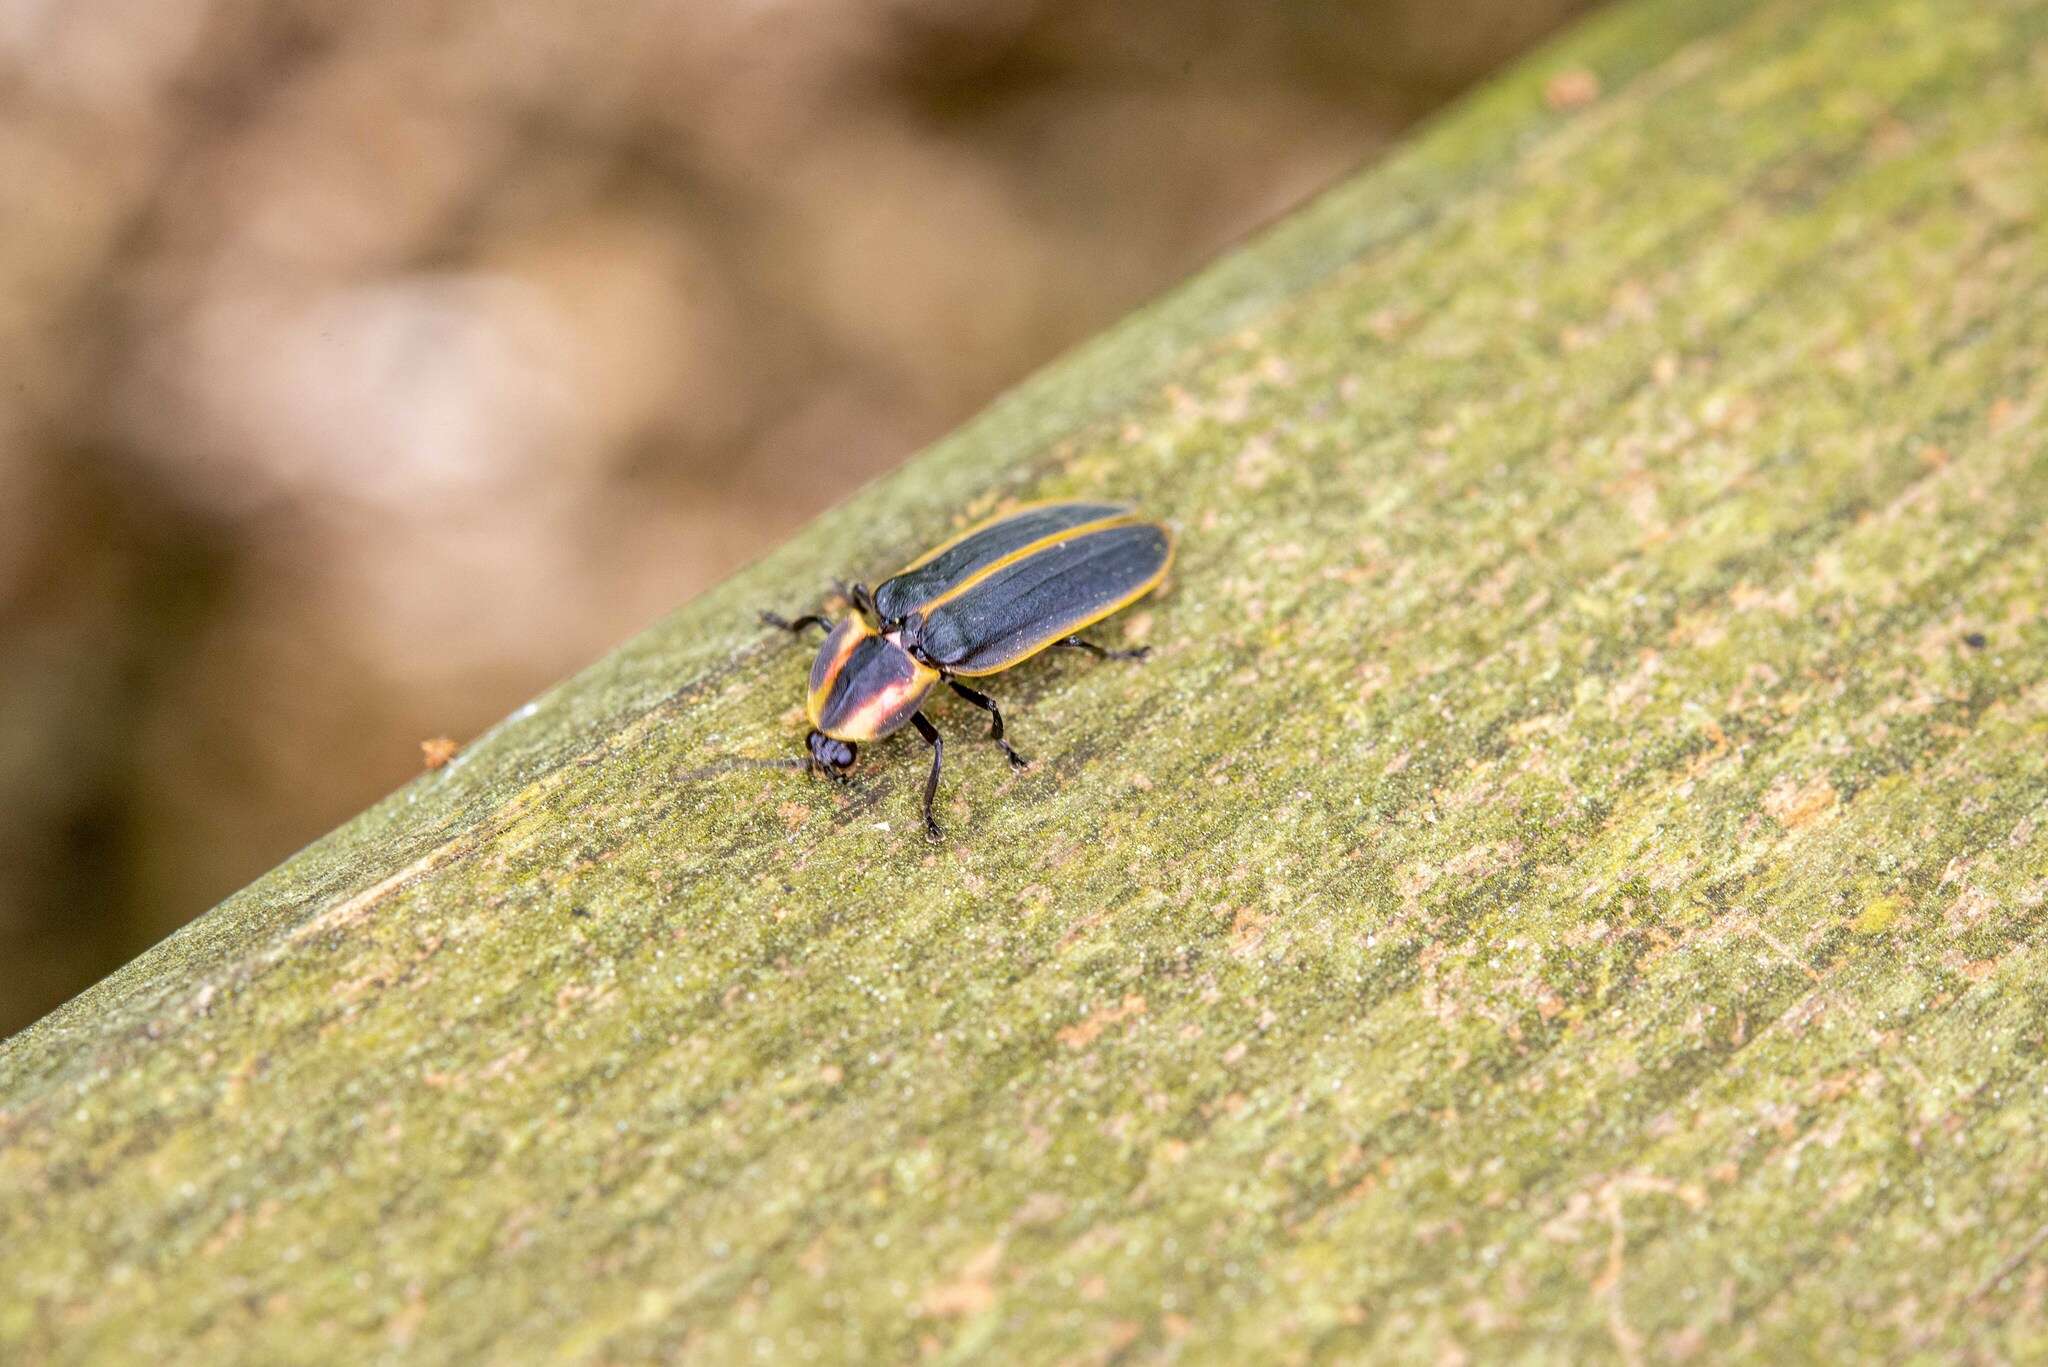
[{"left": 761, "top": 500, "right": 1172, "bottom": 839}]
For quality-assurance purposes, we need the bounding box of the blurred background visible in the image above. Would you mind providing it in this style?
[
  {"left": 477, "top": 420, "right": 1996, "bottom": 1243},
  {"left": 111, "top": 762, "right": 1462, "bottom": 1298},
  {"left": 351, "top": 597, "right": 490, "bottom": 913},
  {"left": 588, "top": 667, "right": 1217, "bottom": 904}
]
[{"left": 0, "top": 0, "right": 1595, "bottom": 1035}]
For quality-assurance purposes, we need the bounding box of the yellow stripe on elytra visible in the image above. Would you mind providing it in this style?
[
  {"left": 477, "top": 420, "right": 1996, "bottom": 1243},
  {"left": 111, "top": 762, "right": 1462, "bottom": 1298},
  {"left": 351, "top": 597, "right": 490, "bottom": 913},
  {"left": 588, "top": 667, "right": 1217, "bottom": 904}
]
[
  {"left": 909, "top": 512, "right": 1139, "bottom": 616},
  {"left": 892, "top": 500, "right": 1133, "bottom": 577},
  {"left": 946, "top": 524, "right": 1174, "bottom": 678}
]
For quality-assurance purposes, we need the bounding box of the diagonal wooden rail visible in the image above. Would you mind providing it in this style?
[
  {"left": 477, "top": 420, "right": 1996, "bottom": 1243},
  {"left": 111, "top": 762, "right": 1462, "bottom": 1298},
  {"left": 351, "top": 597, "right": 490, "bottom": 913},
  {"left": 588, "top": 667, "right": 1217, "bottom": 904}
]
[{"left": 6, "top": 0, "right": 2048, "bottom": 1359}]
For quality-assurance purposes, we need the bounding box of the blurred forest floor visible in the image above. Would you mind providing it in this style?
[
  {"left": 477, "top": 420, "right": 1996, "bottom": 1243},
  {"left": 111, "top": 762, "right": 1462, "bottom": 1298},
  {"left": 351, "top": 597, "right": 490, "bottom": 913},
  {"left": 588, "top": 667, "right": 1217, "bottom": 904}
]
[{"left": 0, "top": 0, "right": 1591, "bottom": 1034}]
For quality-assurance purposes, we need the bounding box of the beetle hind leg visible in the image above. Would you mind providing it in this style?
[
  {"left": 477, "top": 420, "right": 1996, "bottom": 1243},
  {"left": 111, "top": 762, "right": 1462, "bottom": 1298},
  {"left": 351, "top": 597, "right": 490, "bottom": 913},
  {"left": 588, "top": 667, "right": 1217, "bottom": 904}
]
[
  {"left": 910, "top": 712, "right": 946, "bottom": 840},
  {"left": 948, "top": 681, "right": 1028, "bottom": 769},
  {"left": 1055, "top": 634, "right": 1150, "bottom": 662}
]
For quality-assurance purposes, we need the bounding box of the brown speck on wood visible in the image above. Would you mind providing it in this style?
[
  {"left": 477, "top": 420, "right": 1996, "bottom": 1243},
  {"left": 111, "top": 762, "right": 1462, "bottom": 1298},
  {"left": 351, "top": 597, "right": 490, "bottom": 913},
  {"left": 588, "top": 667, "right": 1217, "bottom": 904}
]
[
  {"left": 1056, "top": 994, "right": 1148, "bottom": 1051},
  {"left": 797, "top": 1238, "right": 831, "bottom": 1278},
  {"left": 420, "top": 737, "right": 459, "bottom": 769},
  {"left": 1763, "top": 774, "right": 1839, "bottom": 830},
  {"left": 1011, "top": 1193, "right": 1067, "bottom": 1228},
  {"left": 1544, "top": 68, "right": 1601, "bottom": 110},
  {"left": 917, "top": 1241, "right": 1004, "bottom": 1318}
]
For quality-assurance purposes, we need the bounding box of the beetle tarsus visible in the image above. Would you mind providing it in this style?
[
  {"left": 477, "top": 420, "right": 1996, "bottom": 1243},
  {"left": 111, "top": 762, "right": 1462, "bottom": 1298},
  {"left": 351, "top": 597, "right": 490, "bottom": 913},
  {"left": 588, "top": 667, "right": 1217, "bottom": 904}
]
[
  {"left": 911, "top": 712, "right": 945, "bottom": 840},
  {"left": 948, "top": 681, "right": 1029, "bottom": 768},
  {"left": 1056, "top": 635, "right": 1149, "bottom": 662},
  {"left": 761, "top": 610, "right": 831, "bottom": 637}
]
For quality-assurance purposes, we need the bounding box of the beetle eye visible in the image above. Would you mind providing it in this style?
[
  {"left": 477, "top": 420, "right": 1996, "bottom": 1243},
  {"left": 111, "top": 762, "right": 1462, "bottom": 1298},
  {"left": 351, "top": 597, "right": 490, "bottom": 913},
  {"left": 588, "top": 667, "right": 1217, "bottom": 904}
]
[{"left": 806, "top": 730, "right": 858, "bottom": 774}]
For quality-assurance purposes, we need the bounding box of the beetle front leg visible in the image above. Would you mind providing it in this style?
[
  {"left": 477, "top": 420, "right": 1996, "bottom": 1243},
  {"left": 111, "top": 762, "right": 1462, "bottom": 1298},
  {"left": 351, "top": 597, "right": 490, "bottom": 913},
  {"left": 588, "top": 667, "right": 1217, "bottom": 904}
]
[
  {"left": 910, "top": 712, "right": 946, "bottom": 841},
  {"left": 759, "top": 609, "right": 832, "bottom": 636},
  {"left": 832, "top": 579, "right": 881, "bottom": 623},
  {"left": 947, "top": 681, "right": 1028, "bottom": 769},
  {"left": 1055, "top": 635, "right": 1150, "bottom": 662}
]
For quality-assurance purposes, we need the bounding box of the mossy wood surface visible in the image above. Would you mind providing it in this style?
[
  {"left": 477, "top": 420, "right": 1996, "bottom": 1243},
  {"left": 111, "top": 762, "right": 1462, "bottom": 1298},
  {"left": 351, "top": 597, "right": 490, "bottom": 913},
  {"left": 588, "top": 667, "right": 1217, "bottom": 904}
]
[{"left": 7, "top": 0, "right": 2048, "bottom": 1360}]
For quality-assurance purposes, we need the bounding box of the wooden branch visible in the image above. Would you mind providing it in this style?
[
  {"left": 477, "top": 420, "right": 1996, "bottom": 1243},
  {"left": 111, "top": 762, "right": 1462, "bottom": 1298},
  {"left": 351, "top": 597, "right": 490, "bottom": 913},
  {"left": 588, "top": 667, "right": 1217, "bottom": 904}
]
[{"left": 7, "top": 0, "right": 2048, "bottom": 1358}]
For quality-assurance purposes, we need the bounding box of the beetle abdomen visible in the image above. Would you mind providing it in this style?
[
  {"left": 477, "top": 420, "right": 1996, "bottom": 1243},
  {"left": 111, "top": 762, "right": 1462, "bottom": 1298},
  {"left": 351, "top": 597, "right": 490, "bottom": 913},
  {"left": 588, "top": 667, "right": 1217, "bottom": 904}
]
[
  {"left": 874, "top": 501, "right": 1133, "bottom": 622},
  {"left": 916, "top": 522, "right": 1171, "bottom": 675}
]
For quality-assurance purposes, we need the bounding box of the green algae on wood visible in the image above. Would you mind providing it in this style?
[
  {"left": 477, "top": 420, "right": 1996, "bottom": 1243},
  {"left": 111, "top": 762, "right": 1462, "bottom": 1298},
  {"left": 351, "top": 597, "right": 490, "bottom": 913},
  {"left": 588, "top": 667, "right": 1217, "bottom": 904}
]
[{"left": 7, "top": 0, "right": 2048, "bottom": 1360}]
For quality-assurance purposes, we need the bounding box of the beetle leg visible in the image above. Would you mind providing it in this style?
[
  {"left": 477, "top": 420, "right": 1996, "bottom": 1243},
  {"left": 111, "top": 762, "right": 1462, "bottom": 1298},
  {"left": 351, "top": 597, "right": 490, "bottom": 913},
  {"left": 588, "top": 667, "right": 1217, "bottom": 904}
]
[
  {"left": 759, "top": 610, "right": 831, "bottom": 636},
  {"left": 1055, "top": 635, "right": 1151, "bottom": 662},
  {"left": 910, "top": 711, "right": 946, "bottom": 841},
  {"left": 832, "top": 579, "right": 881, "bottom": 622},
  {"left": 947, "top": 681, "right": 1028, "bottom": 769}
]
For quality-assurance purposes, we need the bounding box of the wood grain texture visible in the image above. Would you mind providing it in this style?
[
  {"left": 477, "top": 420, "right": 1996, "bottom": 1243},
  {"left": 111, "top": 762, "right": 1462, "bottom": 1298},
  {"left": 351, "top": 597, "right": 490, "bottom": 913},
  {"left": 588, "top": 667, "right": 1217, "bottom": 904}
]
[{"left": 6, "top": 0, "right": 2048, "bottom": 1360}]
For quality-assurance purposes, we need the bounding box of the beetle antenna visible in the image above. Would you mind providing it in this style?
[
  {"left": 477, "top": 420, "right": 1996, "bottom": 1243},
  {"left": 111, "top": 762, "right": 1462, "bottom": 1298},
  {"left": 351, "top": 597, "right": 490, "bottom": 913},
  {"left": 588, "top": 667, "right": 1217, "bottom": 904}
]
[{"left": 673, "top": 755, "right": 810, "bottom": 784}]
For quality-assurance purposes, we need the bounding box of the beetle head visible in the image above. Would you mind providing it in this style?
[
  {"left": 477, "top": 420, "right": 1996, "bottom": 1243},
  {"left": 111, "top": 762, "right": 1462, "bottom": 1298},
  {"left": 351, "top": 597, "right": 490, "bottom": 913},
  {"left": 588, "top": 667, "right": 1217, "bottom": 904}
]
[{"left": 805, "top": 729, "right": 858, "bottom": 782}]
